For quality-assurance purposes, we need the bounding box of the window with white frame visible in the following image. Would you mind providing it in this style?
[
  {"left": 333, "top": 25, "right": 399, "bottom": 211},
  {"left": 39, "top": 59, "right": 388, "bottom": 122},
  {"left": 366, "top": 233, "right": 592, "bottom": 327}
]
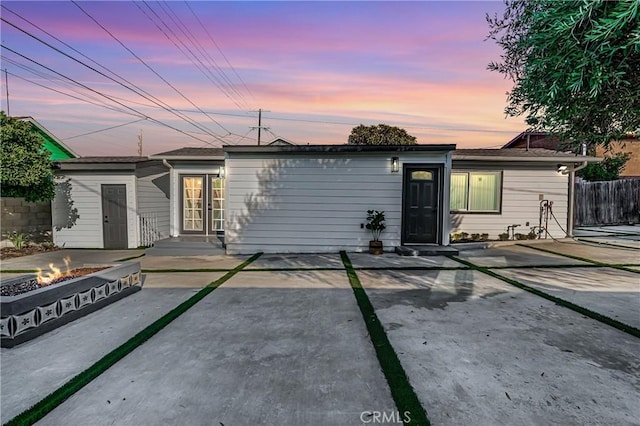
[{"left": 450, "top": 171, "right": 501, "bottom": 212}]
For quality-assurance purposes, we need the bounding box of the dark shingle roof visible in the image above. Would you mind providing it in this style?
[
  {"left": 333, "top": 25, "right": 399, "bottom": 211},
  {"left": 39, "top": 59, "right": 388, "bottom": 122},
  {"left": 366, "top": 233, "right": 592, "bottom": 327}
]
[
  {"left": 453, "top": 148, "right": 601, "bottom": 162},
  {"left": 455, "top": 148, "right": 577, "bottom": 158},
  {"left": 151, "top": 147, "right": 224, "bottom": 158}
]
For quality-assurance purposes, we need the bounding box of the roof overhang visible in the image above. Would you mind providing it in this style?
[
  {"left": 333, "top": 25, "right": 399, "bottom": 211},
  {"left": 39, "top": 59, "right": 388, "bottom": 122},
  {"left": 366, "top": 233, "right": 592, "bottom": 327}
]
[
  {"left": 148, "top": 154, "right": 225, "bottom": 160},
  {"left": 223, "top": 144, "right": 457, "bottom": 154},
  {"left": 53, "top": 158, "right": 164, "bottom": 172},
  {"left": 452, "top": 154, "right": 602, "bottom": 163}
]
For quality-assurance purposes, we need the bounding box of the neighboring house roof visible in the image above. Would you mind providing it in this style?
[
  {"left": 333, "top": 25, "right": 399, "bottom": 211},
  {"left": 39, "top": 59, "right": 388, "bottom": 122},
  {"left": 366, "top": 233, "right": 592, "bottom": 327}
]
[
  {"left": 266, "top": 137, "right": 296, "bottom": 146},
  {"left": 16, "top": 116, "right": 78, "bottom": 160},
  {"left": 502, "top": 131, "right": 556, "bottom": 149},
  {"left": 453, "top": 148, "right": 601, "bottom": 162},
  {"left": 150, "top": 147, "right": 224, "bottom": 160}
]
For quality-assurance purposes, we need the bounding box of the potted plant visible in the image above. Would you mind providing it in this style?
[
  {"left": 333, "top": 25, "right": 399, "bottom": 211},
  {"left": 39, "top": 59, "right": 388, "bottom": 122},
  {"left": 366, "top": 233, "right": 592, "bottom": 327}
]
[{"left": 365, "top": 210, "right": 386, "bottom": 255}]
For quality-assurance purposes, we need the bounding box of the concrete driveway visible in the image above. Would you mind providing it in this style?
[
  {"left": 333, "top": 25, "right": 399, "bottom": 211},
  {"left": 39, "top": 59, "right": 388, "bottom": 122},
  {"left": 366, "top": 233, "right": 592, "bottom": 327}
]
[{"left": 1, "top": 240, "right": 638, "bottom": 425}]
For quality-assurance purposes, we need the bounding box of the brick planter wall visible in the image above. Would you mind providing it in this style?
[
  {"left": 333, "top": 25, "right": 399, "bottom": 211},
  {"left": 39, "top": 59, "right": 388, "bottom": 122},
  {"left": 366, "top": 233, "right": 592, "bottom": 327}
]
[{"left": 1, "top": 197, "right": 52, "bottom": 243}]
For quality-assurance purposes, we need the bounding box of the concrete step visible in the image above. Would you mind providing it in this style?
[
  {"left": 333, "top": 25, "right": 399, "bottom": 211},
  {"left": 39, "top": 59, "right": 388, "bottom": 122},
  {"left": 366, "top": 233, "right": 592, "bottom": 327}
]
[
  {"left": 152, "top": 237, "right": 223, "bottom": 249},
  {"left": 395, "top": 245, "right": 459, "bottom": 256},
  {"left": 146, "top": 236, "right": 225, "bottom": 256}
]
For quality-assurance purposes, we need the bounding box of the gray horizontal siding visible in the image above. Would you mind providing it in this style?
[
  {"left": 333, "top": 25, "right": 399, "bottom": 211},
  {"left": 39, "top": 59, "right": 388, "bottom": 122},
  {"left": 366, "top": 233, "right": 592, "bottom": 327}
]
[
  {"left": 136, "top": 172, "right": 170, "bottom": 241},
  {"left": 451, "top": 168, "right": 568, "bottom": 239},
  {"left": 225, "top": 152, "right": 449, "bottom": 254},
  {"left": 52, "top": 174, "right": 137, "bottom": 248}
]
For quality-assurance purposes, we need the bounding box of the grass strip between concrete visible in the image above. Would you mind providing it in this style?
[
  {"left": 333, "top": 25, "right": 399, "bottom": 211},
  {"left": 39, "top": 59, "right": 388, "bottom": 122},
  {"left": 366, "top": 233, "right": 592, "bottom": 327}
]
[
  {"left": 340, "top": 251, "right": 430, "bottom": 426},
  {"left": 450, "top": 255, "right": 640, "bottom": 339},
  {"left": 142, "top": 268, "right": 232, "bottom": 273},
  {"left": 4, "top": 252, "right": 263, "bottom": 426},
  {"left": 114, "top": 253, "right": 147, "bottom": 262},
  {"left": 516, "top": 243, "right": 640, "bottom": 274}
]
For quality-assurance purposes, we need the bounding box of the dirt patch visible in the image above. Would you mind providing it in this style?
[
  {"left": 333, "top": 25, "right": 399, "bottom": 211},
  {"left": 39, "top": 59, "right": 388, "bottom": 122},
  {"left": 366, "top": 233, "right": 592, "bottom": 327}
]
[{"left": 0, "top": 245, "right": 60, "bottom": 260}]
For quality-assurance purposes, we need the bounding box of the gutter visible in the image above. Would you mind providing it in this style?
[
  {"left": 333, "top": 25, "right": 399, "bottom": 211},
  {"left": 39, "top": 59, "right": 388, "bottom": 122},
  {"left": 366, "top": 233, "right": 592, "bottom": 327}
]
[
  {"left": 162, "top": 159, "right": 179, "bottom": 238},
  {"left": 563, "top": 160, "right": 588, "bottom": 238}
]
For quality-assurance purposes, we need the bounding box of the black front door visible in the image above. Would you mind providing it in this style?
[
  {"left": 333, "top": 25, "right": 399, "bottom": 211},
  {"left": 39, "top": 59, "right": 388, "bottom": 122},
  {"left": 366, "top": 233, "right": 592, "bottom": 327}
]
[
  {"left": 403, "top": 166, "right": 440, "bottom": 244},
  {"left": 102, "top": 184, "right": 128, "bottom": 249}
]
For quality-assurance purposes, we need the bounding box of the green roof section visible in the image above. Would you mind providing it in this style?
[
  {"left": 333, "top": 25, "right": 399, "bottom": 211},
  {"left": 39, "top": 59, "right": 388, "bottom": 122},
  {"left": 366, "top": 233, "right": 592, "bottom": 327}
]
[{"left": 17, "top": 117, "right": 78, "bottom": 160}]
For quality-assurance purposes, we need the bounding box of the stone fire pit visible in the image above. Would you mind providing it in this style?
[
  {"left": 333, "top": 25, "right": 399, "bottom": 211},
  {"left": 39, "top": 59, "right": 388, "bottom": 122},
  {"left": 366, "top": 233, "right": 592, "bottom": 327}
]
[{"left": 0, "top": 262, "right": 142, "bottom": 348}]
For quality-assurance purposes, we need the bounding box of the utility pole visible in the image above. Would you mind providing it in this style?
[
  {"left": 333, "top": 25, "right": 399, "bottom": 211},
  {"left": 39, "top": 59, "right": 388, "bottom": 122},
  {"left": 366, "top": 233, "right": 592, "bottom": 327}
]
[
  {"left": 250, "top": 108, "right": 270, "bottom": 145},
  {"left": 4, "top": 69, "right": 10, "bottom": 116},
  {"left": 137, "top": 130, "right": 143, "bottom": 157}
]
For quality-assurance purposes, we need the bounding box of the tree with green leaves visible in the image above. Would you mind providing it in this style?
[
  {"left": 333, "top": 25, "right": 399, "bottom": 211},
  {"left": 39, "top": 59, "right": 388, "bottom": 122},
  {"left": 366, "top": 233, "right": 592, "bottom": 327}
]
[
  {"left": 1, "top": 111, "right": 55, "bottom": 202},
  {"left": 348, "top": 124, "right": 417, "bottom": 145},
  {"left": 487, "top": 0, "right": 640, "bottom": 152},
  {"left": 578, "top": 151, "right": 631, "bottom": 181}
]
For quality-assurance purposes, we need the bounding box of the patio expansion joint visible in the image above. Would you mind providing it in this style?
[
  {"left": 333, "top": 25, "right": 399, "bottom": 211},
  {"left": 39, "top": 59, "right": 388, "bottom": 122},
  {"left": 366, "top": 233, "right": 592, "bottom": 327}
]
[
  {"left": 340, "top": 251, "right": 431, "bottom": 426},
  {"left": 3, "top": 252, "right": 264, "bottom": 426},
  {"left": 448, "top": 255, "right": 640, "bottom": 339}
]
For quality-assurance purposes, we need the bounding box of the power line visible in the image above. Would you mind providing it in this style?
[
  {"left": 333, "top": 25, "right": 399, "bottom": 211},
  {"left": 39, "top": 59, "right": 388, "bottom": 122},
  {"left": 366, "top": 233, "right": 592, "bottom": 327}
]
[
  {"left": 1, "top": 55, "right": 151, "bottom": 118},
  {"left": 153, "top": 1, "right": 249, "bottom": 109},
  {"left": 1, "top": 44, "right": 219, "bottom": 146},
  {"left": 71, "top": 1, "right": 233, "bottom": 137},
  {"left": 135, "top": 1, "right": 247, "bottom": 111},
  {"left": 65, "top": 118, "right": 147, "bottom": 140},
  {"left": 250, "top": 108, "right": 270, "bottom": 145},
  {"left": 1, "top": 10, "right": 228, "bottom": 143},
  {"left": 184, "top": 1, "right": 254, "bottom": 103},
  {"left": 1, "top": 64, "right": 143, "bottom": 118}
]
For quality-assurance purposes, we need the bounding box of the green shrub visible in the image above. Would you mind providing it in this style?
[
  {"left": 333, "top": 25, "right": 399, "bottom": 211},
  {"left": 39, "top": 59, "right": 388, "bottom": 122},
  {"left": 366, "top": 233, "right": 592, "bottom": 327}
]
[{"left": 7, "top": 232, "right": 29, "bottom": 249}]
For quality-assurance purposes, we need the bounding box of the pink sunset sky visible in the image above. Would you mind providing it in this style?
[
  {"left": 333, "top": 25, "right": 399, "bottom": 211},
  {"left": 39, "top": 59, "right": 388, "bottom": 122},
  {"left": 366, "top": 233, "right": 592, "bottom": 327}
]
[{"left": 0, "top": 1, "right": 526, "bottom": 156}]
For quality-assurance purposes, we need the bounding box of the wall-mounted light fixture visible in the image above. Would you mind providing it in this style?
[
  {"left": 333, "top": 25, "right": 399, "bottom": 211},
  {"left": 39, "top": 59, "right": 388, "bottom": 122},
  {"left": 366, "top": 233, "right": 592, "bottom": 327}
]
[
  {"left": 391, "top": 157, "right": 399, "bottom": 173},
  {"left": 556, "top": 164, "right": 567, "bottom": 173},
  {"left": 219, "top": 166, "right": 226, "bottom": 178}
]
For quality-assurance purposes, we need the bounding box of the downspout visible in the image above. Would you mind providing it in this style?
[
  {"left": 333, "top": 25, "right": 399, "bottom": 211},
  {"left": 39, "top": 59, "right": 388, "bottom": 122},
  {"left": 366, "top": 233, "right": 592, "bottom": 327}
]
[
  {"left": 526, "top": 133, "right": 530, "bottom": 151},
  {"left": 564, "top": 160, "right": 588, "bottom": 238},
  {"left": 162, "top": 159, "right": 177, "bottom": 237}
]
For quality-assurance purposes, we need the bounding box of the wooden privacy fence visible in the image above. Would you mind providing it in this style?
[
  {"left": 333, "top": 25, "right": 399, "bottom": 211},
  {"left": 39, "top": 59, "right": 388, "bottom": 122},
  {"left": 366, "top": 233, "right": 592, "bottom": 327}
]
[{"left": 574, "top": 178, "right": 640, "bottom": 226}]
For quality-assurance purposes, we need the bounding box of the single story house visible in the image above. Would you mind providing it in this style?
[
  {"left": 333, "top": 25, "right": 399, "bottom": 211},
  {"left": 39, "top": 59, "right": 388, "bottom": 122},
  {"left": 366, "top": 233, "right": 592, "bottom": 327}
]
[
  {"left": 51, "top": 145, "right": 600, "bottom": 253},
  {"left": 52, "top": 157, "right": 170, "bottom": 249}
]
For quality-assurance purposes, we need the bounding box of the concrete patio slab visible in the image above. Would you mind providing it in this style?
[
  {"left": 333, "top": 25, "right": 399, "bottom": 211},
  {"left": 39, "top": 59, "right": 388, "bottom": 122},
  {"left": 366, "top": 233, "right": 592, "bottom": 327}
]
[
  {"left": 456, "top": 245, "right": 590, "bottom": 267},
  {"left": 529, "top": 241, "right": 640, "bottom": 265},
  {"left": 36, "top": 270, "right": 395, "bottom": 426},
  {"left": 141, "top": 272, "right": 225, "bottom": 289},
  {"left": 0, "top": 249, "right": 144, "bottom": 271},
  {"left": 348, "top": 252, "right": 464, "bottom": 269},
  {"left": 358, "top": 269, "right": 640, "bottom": 426},
  {"left": 0, "top": 272, "right": 223, "bottom": 424},
  {"left": 497, "top": 267, "right": 640, "bottom": 329},
  {"left": 246, "top": 253, "right": 344, "bottom": 270},
  {"left": 574, "top": 225, "right": 640, "bottom": 237},
  {"left": 139, "top": 254, "right": 249, "bottom": 270},
  {"left": 576, "top": 237, "right": 640, "bottom": 250}
]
